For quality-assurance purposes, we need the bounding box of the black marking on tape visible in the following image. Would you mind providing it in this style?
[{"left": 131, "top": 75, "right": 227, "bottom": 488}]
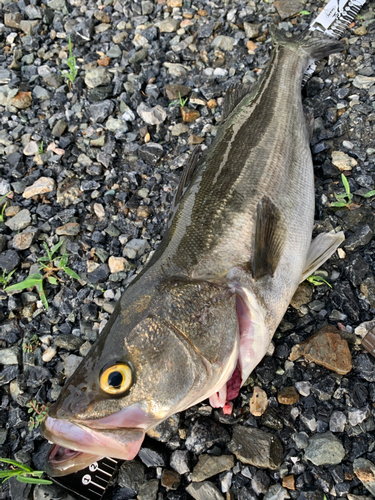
[{"left": 50, "top": 457, "right": 121, "bottom": 500}]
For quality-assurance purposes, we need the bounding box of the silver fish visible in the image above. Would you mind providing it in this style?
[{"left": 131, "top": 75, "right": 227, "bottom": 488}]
[{"left": 42, "top": 27, "right": 346, "bottom": 476}]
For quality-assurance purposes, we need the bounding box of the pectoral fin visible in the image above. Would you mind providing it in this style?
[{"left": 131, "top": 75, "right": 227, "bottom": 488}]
[
  {"left": 252, "top": 197, "right": 286, "bottom": 280},
  {"left": 300, "top": 230, "right": 345, "bottom": 283}
]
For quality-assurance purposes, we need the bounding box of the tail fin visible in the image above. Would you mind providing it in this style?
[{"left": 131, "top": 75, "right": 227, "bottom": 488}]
[{"left": 270, "top": 25, "right": 347, "bottom": 62}]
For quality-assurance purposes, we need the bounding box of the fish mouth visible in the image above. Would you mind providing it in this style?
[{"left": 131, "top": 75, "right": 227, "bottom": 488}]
[{"left": 42, "top": 408, "right": 149, "bottom": 476}]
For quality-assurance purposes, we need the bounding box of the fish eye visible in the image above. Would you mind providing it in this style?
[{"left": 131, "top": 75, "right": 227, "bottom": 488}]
[{"left": 100, "top": 364, "right": 132, "bottom": 394}]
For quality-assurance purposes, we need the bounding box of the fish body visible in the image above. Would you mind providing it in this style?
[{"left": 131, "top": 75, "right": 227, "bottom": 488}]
[{"left": 42, "top": 28, "right": 345, "bottom": 476}]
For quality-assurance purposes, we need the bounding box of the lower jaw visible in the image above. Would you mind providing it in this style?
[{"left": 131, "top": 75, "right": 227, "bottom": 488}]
[{"left": 47, "top": 445, "right": 103, "bottom": 477}]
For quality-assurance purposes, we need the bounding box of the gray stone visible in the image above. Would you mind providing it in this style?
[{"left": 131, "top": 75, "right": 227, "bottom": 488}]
[
  {"left": 211, "top": 35, "right": 235, "bottom": 51},
  {"left": 137, "top": 479, "right": 159, "bottom": 500},
  {"left": 305, "top": 432, "right": 345, "bottom": 466},
  {"left": 90, "top": 100, "right": 115, "bottom": 123},
  {"left": 138, "top": 142, "right": 164, "bottom": 165},
  {"left": 0, "top": 346, "right": 20, "bottom": 365},
  {"left": 118, "top": 460, "right": 145, "bottom": 491},
  {"left": 106, "top": 116, "right": 128, "bottom": 133},
  {"left": 33, "top": 85, "right": 50, "bottom": 100},
  {"left": 344, "top": 225, "right": 373, "bottom": 251},
  {"left": 52, "top": 119, "right": 67, "bottom": 137},
  {"left": 43, "top": 73, "right": 64, "bottom": 89},
  {"left": 353, "top": 458, "right": 375, "bottom": 496},
  {"left": 106, "top": 45, "right": 121, "bottom": 58},
  {"left": 129, "top": 48, "right": 149, "bottom": 64},
  {"left": 137, "top": 102, "right": 167, "bottom": 125},
  {"left": 293, "top": 432, "right": 309, "bottom": 449},
  {"left": 4, "top": 12, "right": 23, "bottom": 29},
  {"left": 329, "top": 410, "right": 347, "bottom": 433},
  {"left": 85, "top": 68, "right": 112, "bottom": 89},
  {"left": 54, "top": 334, "right": 84, "bottom": 351},
  {"left": 155, "top": 18, "right": 180, "bottom": 33},
  {"left": 186, "top": 481, "right": 224, "bottom": 500},
  {"left": 142, "top": 0, "right": 154, "bottom": 15},
  {"left": 264, "top": 484, "right": 289, "bottom": 500},
  {"left": 0, "top": 250, "right": 20, "bottom": 273},
  {"left": 360, "top": 277, "right": 375, "bottom": 308},
  {"left": 228, "top": 425, "right": 283, "bottom": 470},
  {"left": 124, "top": 239, "right": 150, "bottom": 259},
  {"left": 353, "top": 75, "right": 375, "bottom": 89},
  {"left": 170, "top": 450, "right": 190, "bottom": 475},
  {"left": 244, "top": 22, "right": 261, "bottom": 39},
  {"left": 63, "top": 354, "right": 83, "bottom": 378},
  {"left": 147, "top": 413, "right": 179, "bottom": 442},
  {"left": 5, "top": 209, "right": 31, "bottom": 231},
  {"left": 12, "top": 227, "right": 39, "bottom": 250},
  {"left": 88, "top": 264, "right": 110, "bottom": 283},
  {"left": 186, "top": 419, "right": 230, "bottom": 455},
  {"left": 138, "top": 447, "right": 165, "bottom": 467},
  {"left": 191, "top": 454, "right": 234, "bottom": 482},
  {"left": 47, "top": 0, "right": 67, "bottom": 10}
]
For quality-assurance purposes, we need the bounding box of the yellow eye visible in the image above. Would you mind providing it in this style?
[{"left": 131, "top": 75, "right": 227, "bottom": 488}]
[{"left": 100, "top": 364, "right": 132, "bottom": 394}]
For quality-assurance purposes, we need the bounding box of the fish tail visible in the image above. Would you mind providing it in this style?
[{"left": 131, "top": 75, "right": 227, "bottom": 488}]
[{"left": 270, "top": 25, "right": 346, "bottom": 62}]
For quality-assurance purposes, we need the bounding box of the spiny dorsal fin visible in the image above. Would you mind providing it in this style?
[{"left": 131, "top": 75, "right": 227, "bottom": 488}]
[
  {"left": 300, "top": 230, "right": 345, "bottom": 283},
  {"left": 222, "top": 83, "right": 253, "bottom": 122},
  {"left": 252, "top": 196, "right": 287, "bottom": 280},
  {"left": 168, "top": 146, "right": 201, "bottom": 227}
]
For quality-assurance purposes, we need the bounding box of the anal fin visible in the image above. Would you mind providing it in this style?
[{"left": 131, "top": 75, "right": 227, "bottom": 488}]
[
  {"left": 252, "top": 196, "right": 287, "bottom": 280},
  {"left": 300, "top": 230, "right": 345, "bottom": 283}
]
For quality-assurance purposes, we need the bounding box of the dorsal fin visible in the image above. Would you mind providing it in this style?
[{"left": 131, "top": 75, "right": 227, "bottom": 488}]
[
  {"left": 222, "top": 83, "right": 253, "bottom": 122},
  {"left": 168, "top": 146, "right": 201, "bottom": 227},
  {"left": 252, "top": 196, "right": 287, "bottom": 280}
]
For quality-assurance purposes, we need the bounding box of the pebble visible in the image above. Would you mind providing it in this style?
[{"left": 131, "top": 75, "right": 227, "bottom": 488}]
[
  {"left": 275, "top": 0, "right": 305, "bottom": 19},
  {"left": 56, "top": 222, "right": 80, "bottom": 236},
  {"left": 124, "top": 239, "right": 150, "bottom": 259},
  {"left": 23, "top": 141, "right": 39, "bottom": 156},
  {"left": 54, "top": 334, "right": 84, "bottom": 351},
  {"left": 155, "top": 19, "right": 180, "bottom": 33},
  {"left": 244, "top": 22, "right": 261, "bottom": 39},
  {"left": 304, "top": 432, "right": 345, "bottom": 466},
  {"left": 138, "top": 447, "right": 165, "bottom": 467},
  {"left": 161, "top": 469, "right": 180, "bottom": 490},
  {"left": 165, "top": 84, "right": 191, "bottom": 100},
  {"left": 228, "top": 425, "right": 283, "bottom": 470},
  {"left": 331, "top": 151, "right": 358, "bottom": 170},
  {"left": 52, "top": 120, "right": 67, "bottom": 137},
  {"left": 186, "top": 481, "right": 224, "bottom": 500},
  {"left": 137, "top": 479, "right": 159, "bottom": 500},
  {"left": 191, "top": 454, "right": 234, "bottom": 482},
  {"left": 0, "top": 250, "right": 20, "bottom": 272},
  {"left": 181, "top": 107, "right": 200, "bottom": 123},
  {"left": 290, "top": 325, "right": 352, "bottom": 375},
  {"left": 0, "top": 347, "right": 20, "bottom": 365},
  {"left": 211, "top": 35, "right": 235, "bottom": 51},
  {"left": 138, "top": 142, "right": 164, "bottom": 165},
  {"left": 34, "top": 483, "right": 77, "bottom": 500},
  {"left": 250, "top": 386, "right": 268, "bottom": 416},
  {"left": 137, "top": 102, "right": 167, "bottom": 125},
  {"left": 282, "top": 474, "right": 295, "bottom": 490},
  {"left": 170, "top": 450, "right": 190, "bottom": 475},
  {"left": 185, "top": 419, "right": 230, "bottom": 454},
  {"left": 11, "top": 91, "right": 32, "bottom": 109},
  {"left": 84, "top": 68, "right": 111, "bottom": 89},
  {"left": 352, "top": 75, "right": 375, "bottom": 89},
  {"left": 12, "top": 227, "right": 39, "bottom": 250},
  {"left": 23, "top": 177, "right": 56, "bottom": 199},
  {"left": 5, "top": 209, "right": 31, "bottom": 231},
  {"left": 353, "top": 458, "right": 375, "bottom": 496},
  {"left": 171, "top": 123, "right": 189, "bottom": 136},
  {"left": 277, "top": 387, "right": 299, "bottom": 405},
  {"left": 344, "top": 225, "right": 374, "bottom": 252},
  {"left": 295, "top": 381, "right": 311, "bottom": 397},
  {"left": 264, "top": 483, "right": 290, "bottom": 500},
  {"left": 108, "top": 256, "right": 128, "bottom": 273},
  {"left": 290, "top": 282, "right": 313, "bottom": 309},
  {"left": 118, "top": 460, "right": 145, "bottom": 491},
  {"left": 42, "top": 346, "right": 57, "bottom": 362},
  {"left": 329, "top": 411, "right": 347, "bottom": 433}
]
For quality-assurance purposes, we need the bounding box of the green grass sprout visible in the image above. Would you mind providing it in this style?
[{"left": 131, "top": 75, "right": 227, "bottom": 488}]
[
  {"left": 27, "top": 400, "right": 51, "bottom": 431},
  {"left": 307, "top": 274, "right": 332, "bottom": 288},
  {"left": 23, "top": 334, "right": 41, "bottom": 353},
  {"left": 38, "top": 141, "right": 44, "bottom": 154},
  {"left": 0, "top": 192, "right": 12, "bottom": 223},
  {"left": 169, "top": 92, "right": 189, "bottom": 108},
  {"left": 299, "top": 10, "right": 311, "bottom": 15},
  {"left": 0, "top": 458, "right": 52, "bottom": 485},
  {"left": 0, "top": 269, "right": 16, "bottom": 289},
  {"left": 5, "top": 239, "right": 80, "bottom": 311},
  {"left": 330, "top": 173, "right": 375, "bottom": 209},
  {"left": 61, "top": 36, "right": 77, "bottom": 86}
]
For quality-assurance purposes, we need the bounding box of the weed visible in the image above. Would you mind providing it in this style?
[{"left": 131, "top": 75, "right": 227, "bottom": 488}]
[
  {"left": 61, "top": 36, "right": 77, "bottom": 86},
  {"left": 169, "top": 92, "right": 189, "bottom": 108},
  {"left": 307, "top": 274, "right": 332, "bottom": 288},
  {"left": 38, "top": 141, "right": 44, "bottom": 154},
  {"left": 0, "top": 192, "right": 12, "bottom": 223},
  {"left": 0, "top": 458, "right": 52, "bottom": 485},
  {"left": 330, "top": 173, "right": 375, "bottom": 209},
  {"left": 0, "top": 269, "right": 16, "bottom": 289},
  {"left": 27, "top": 400, "right": 50, "bottom": 431},
  {"left": 5, "top": 239, "right": 80, "bottom": 311},
  {"left": 299, "top": 10, "right": 310, "bottom": 15},
  {"left": 23, "top": 334, "right": 41, "bottom": 353}
]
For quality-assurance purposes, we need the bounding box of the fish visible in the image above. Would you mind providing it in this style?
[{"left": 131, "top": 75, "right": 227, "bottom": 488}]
[{"left": 41, "top": 26, "right": 346, "bottom": 476}]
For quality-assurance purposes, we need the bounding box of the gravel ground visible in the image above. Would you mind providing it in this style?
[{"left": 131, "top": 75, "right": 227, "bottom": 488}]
[{"left": 1, "top": 0, "right": 375, "bottom": 499}]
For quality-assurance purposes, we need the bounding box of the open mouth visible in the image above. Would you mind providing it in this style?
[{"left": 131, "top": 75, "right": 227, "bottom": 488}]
[{"left": 48, "top": 444, "right": 82, "bottom": 464}]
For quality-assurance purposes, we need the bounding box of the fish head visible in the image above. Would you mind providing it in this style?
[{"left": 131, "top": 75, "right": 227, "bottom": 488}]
[{"left": 41, "top": 291, "right": 219, "bottom": 476}]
